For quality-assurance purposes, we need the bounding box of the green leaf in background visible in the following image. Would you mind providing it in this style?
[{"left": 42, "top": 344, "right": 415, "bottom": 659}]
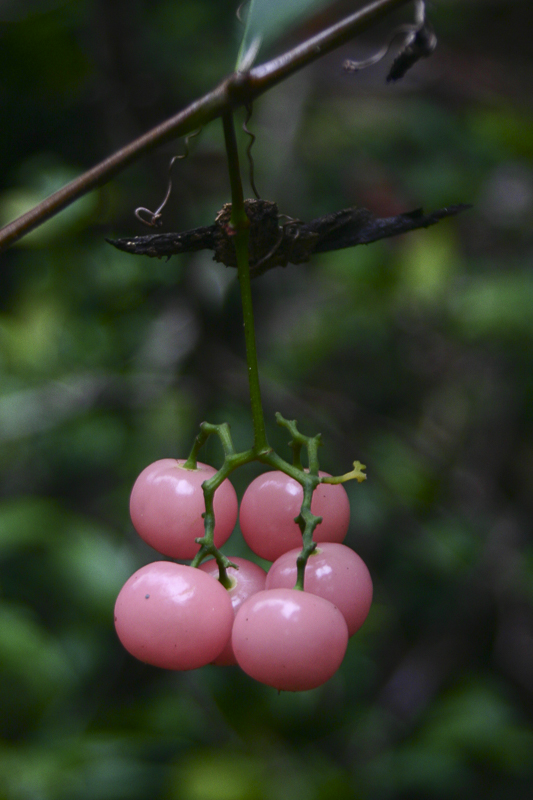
[
  {"left": 0, "top": 155, "right": 98, "bottom": 248},
  {"left": 169, "top": 749, "right": 266, "bottom": 800},
  {"left": 236, "top": 0, "right": 331, "bottom": 69}
]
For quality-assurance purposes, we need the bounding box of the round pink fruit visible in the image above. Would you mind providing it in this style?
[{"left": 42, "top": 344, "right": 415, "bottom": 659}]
[
  {"left": 232, "top": 588, "right": 348, "bottom": 691},
  {"left": 239, "top": 470, "right": 350, "bottom": 561},
  {"left": 266, "top": 542, "right": 373, "bottom": 636},
  {"left": 114, "top": 561, "right": 234, "bottom": 670},
  {"left": 198, "top": 557, "right": 267, "bottom": 665},
  {"left": 129, "top": 459, "right": 238, "bottom": 559}
]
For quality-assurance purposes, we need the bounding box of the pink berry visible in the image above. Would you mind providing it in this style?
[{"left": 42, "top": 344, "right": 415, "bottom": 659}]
[
  {"left": 266, "top": 542, "right": 373, "bottom": 636},
  {"left": 129, "top": 459, "right": 238, "bottom": 559},
  {"left": 239, "top": 470, "right": 350, "bottom": 561},
  {"left": 198, "top": 557, "right": 267, "bottom": 665},
  {"left": 232, "top": 588, "right": 348, "bottom": 691},
  {"left": 114, "top": 562, "right": 234, "bottom": 670}
]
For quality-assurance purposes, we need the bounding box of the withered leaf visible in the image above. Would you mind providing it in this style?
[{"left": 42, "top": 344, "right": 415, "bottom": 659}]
[{"left": 108, "top": 199, "right": 471, "bottom": 278}]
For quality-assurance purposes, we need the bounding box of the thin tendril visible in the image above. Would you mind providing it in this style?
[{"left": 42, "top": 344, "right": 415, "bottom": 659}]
[
  {"left": 343, "top": 0, "right": 430, "bottom": 74},
  {"left": 134, "top": 128, "right": 202, "bottom": 228},
  {"left": 413, "top": 0, "right": 426, "bottom": 27},
  {"left": 236, "top": 0, "right": 250, "bottom": 24},
  {"left": 343, "top": 23, "right": 417, "bottom": 72},
  {"left": 243, "top": 104, "right": 260, "bottom": 199},
  {"left": 386, "top": 0, "right": 436, "bottom": 82}
]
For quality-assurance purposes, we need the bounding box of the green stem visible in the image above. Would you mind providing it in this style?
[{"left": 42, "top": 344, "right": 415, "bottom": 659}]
[
  {"left": 186, "top": 410, "right": 366, "bottom": 590},
  {"left": 183, "top": 421, "right": 236, "bottom": 469},
  {"left": 187, "top": 422, "right": 255, "bottom": 583},
  {"left": 222, "top": 111, "right": 269, "bottom": 453}
]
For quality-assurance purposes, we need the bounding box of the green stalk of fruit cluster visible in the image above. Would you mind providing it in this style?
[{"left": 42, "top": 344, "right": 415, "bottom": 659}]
[
  {"left": 220, "top": 112, "right": 326, "bottom": 587},
  {"left": 222, "top": 110, "right": 269, "bottom": 455},
  {"left": 190, "top": 111, "right": 272, "bottom": 585},
  {"left": 188, "top": 422, "right": 255, "bottom": 583},
  {"left": 188, "top": 112, "right": 367, "bottom": 589}
]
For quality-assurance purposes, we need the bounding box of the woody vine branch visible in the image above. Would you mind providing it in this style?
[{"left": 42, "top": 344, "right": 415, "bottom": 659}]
[{"left": 0, "top": 0, "right": 412, "bottom": 252}]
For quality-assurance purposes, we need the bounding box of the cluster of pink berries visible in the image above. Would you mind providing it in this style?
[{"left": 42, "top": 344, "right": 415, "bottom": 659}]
[{"left": 114, "top": 459, "right": 373, "bottom": 691}]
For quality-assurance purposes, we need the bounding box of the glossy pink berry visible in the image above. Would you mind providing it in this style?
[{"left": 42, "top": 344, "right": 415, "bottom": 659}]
[
  {"left": 198, "top": 557, "right": 267, "bottom": 665},
  {"left": 129, "top": 459, "right": 238, "bottom": 559},
  {"left": 266, "top": 542, "right": 373, "bottom": 636},
  {"left": 239, "top": 470, "right": 350, "bottom": 561},
  {"left": 114, "top": 562, "right": 234, "bottom": 670},
  {"left": 232, "top": 588, "right": 348, "bottom": 691}
]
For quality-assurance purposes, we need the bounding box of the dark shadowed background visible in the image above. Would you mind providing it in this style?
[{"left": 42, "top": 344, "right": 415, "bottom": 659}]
[{"left": 1, "top": 1, "right": 532, "bottom": 798}]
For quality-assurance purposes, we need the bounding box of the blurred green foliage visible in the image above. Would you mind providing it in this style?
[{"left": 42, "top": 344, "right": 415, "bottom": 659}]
[{"left": 1, "top": 1, "right": 533, "bottom": 798}]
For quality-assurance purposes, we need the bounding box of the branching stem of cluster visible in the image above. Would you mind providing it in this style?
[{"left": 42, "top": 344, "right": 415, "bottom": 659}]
[{"left": 186, "top": 409, "right": 365, "bottom": 590}]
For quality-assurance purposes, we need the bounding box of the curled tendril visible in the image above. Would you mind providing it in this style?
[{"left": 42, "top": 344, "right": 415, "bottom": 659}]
[
  {"left": 134, "top": 128, "right": 202, "bottom": 228},
  {"left": 343, "top": 0, "right": 436, "bottom": 81},
  {"left": 243, "top": 104, "right": 261, "bottom": 199},
  {"left": 343, "top": 25, "right": 415, "bottom": 73}
]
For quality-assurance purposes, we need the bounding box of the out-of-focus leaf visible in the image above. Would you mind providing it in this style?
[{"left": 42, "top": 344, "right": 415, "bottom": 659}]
[
  {"left": 169, "top": 749, "right": 266, "bottom": 800},
  {"left": 370, "top": 433, "right": 435, "bottom": 509},
  {"left": 405, "top": 519, "right": 480, "bottom": 578},
  {"left": 0, "top": 736, "right": 158, "bottom": 800},
  {"left": 0, "top": 602, "right": 74, "bottom": 696},
  {"left": 396, "top": 226, "right": 461, "bottom": 305},
  {"left": 0, "top": 497, "right": 65, "bottom": 554},
  {"left": 0, "top": 295, "right": 66, "bottom": 373},
  {"left": 468, "top": 107, "right": 533, "bottom": 160},
  {"left": 0, "top": 156, "right": 98, "bottom": 247},
  {"left": 450, "top": 273, "right": 533, "bottom": 339},
  {"left": 424, "top": 680, "right": 533, "bottom": 773},
  {"left": 53, "top": 522, "right": 137, "bottom": 618},
  {"left": 363, "top": 745, "right": 469, "bottom": 797}
]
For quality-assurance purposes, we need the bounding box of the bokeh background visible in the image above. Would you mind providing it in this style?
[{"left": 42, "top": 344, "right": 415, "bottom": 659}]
[{"left": 1, "top": 1, "right": 532, "bottom": 798}]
